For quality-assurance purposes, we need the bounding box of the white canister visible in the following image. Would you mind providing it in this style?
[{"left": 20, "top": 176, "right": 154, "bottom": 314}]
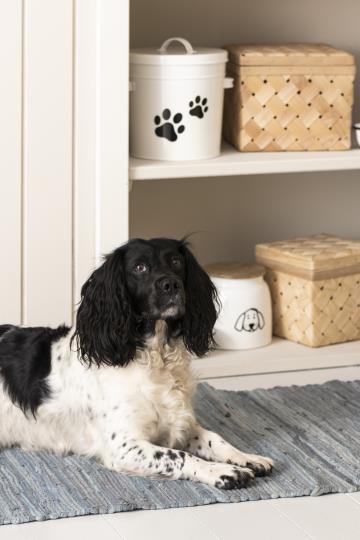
[
  {"left": 130, "top": 37, "right": 233, "bottom": 161},
  {"left": 206, "top": 263, "right": 273, "bottom": 350},
  {"left": 353, "top": 123, "right": 360, "bottom": 146}
]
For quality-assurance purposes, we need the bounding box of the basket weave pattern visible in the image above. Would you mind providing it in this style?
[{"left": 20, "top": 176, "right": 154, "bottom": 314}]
[
  {"left": 266, "top": 269, "right": 360, "bottom": 347},
  {"left": 223, "top": 44, "right": 355, "bottom": 152},
  {"left": 224, "top": 74, "right": 354, "bottom": 151}
]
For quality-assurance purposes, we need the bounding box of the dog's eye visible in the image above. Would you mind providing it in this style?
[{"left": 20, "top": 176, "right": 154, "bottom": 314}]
[
  {"left": 134, "top": 263, "right": 149, "bottom": 273},
  {"left": 171, "top": 256, "right": 182, "bottom": 268}
]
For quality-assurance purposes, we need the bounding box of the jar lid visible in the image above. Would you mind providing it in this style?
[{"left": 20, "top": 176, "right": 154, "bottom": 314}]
[
  {"left": 205, "top": 262, "right": 266, "bottom": 280},
  {"left": 130, "top": 37, "right": 228, "bottom": 66}
]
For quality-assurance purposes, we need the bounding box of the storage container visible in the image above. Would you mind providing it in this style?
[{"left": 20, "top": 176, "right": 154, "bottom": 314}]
[
  {"left": 130, "top": 37, "right": 233, "bottom": 161},
  {"left": 354, "top": 123, "right": 360, "bottom": 146},
  {"left": 206, "top": 262, "right": 272, "bottom": 350},
  {"left": 256, "top": 234, "right": 360, "bottom": 347},
  {"left": 223, "top": 44, "right": 356, "bottom": 152}
]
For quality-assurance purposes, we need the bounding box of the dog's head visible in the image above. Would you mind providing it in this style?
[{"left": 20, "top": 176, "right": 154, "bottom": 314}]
[{"left": 72, "top": 238, "right": 218, "bottom": 366}]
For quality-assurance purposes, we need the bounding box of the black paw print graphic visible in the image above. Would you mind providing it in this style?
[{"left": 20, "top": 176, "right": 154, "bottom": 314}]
[
  {"left": 154, "top": 109, "right": 185, "bottom": 142},
  {"left": 189, "top": 96, "right": 208, "bottom": 119}
]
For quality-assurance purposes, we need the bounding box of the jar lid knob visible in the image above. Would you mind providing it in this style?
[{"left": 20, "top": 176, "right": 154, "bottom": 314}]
[{"left": 158, "top": 37, "right": 196, "bottom": 55}]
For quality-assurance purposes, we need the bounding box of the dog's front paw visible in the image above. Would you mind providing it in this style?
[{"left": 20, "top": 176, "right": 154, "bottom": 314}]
[
  {"left": 213, "top": 464, "right": 254, "bottom": 490},
  {"left": 227, "top": 453, "right": 274, "bottom": 477},
  {"left": 243, "top": 454, "right": 274, "bottom": 477}
]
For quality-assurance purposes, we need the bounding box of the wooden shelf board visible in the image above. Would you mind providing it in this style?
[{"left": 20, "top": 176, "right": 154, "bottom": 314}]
[
  {"left": 192, "top": 337, "right": 360, "bottom": 379},
  {"left": 130, "top": 144, "right": 360, "bottom": 181}
]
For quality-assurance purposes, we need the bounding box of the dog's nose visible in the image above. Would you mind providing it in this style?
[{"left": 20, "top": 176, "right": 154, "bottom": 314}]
[
  {"left": 157, "top": 277, "right": 182, "bottom": 296},
  {"left": 249, "top": 323, "right": 255, "bottom": 329}
]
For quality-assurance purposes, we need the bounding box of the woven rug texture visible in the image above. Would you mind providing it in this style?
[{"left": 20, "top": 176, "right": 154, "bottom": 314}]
[{"left": 1, "top": 379, "right": 360, "bottom": 525}]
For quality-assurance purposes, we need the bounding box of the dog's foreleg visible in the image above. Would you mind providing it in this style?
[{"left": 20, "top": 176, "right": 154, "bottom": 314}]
[
  {"left": 185, "top": 425, "right": 273, "bottom": 477},
  {"left": 102, "top": 439, "right": 254, "bottom": 489}
]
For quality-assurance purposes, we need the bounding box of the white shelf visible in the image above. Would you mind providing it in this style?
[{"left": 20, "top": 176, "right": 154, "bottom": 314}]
[
  {"left": 130, "top": 143, "right": 360, "bottom": 181},
  {"left": 192, "top": 337, "right": 360, "bottom": 380}
]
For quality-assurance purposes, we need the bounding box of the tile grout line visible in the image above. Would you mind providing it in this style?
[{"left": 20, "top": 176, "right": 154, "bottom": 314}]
[
  {"left": 103, "top": 508, "right": 223, "bottom": 540},
  {"left": 101, "top": 513, "right": 127, "bottom": 540},
  {"left": 268, "top": 500, "right": 318, "bottom": 540},
  {"left": 345, "top": 493, "right": 360, "bottom": 507}
]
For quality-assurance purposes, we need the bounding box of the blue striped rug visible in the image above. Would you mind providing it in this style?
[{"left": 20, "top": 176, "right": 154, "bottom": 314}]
[{"left": 1, "top": 380, "right": 360, "bottom": 525}]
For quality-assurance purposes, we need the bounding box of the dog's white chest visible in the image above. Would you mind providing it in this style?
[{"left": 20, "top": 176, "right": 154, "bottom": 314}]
[{"left": 125, "top": 341, "right": 197, "bottom": 447}]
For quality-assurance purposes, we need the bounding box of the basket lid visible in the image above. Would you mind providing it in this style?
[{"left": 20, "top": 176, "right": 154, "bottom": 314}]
[
  {"left": 256, "top": 234, "right": 360, "bottom": 280},
  {"left": 131, "top": 37, "right": 227, "bottom": 66},
  {"left": 205, "top": 262, "right": 266, "bottom": 280},
  {"left": 224, "top": 43, "right": 355, "bottom": 67}
]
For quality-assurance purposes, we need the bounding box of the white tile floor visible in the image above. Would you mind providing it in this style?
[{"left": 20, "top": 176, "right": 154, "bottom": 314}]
[{"left": 1, "top": 365, "right": 360, "bottom": 540}]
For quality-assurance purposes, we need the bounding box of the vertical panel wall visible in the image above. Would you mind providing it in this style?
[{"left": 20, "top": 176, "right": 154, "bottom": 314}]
[
  {"left": 96, "top": 0, "right": 129, "bottom": 258},
  {"left": 73, "top": 0, "right": 97, "bottom": 306},
  {"left": 0, "top": 0, "right": 129, "bottom": 326},
  {"left": 73, "top": 0, "right": 130, "bottom": 304},
  {"left": 0, "top": 0, "right": 22, "bottom": 325},
  {"left": 22, "top": 0, "right": 73, "bottom": 326}
]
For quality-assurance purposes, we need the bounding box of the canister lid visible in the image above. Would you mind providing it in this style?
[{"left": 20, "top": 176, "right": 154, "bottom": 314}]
[
  {"left": 205, "top": 262, "right": 266, "bottom": 280},
  {"left": 130, "top": 37, "right": 228, "bottom": 66}
]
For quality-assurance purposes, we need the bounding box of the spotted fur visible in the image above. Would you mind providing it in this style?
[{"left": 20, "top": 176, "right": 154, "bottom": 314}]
[{"left": 0, "top": 238, "right": 273, "bottom": 489}]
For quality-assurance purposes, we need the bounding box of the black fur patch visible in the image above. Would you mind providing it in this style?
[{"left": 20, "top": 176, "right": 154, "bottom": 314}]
[
  {"left": 0, "top": 324, "right": 70, "bottom": 415},
  {"left": 71, "top": 238, "right": 218, "bottom": 367},
  {"left": 215, "top": 469, "right": 253, "bottom": 490},
  {"left": 167, "top": 449, "right": 178, "bottom": 460},
  {"left": 0, "top": 325, "right": 15, "bottom": 339}
]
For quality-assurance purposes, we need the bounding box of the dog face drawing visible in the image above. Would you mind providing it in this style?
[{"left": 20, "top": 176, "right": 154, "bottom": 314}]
[{"left": 235, "top": 308, "right": 265, "bottom": 333}]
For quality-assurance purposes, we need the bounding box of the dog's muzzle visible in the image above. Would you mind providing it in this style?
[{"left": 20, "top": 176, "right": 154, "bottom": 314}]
[{"left": 156, "top": 276, "right": 185, "bottom": 318}]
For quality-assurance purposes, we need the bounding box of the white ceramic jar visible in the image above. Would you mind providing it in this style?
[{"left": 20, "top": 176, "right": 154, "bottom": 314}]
[
  {"left": 206, "top": 263, "right": 273, "bottom": 350},
  {"left": 130, "top": 37, "right": 233, "bottom": 161},
  {"left": 354, "top": 123, "right": 360, "bottom": 146}
]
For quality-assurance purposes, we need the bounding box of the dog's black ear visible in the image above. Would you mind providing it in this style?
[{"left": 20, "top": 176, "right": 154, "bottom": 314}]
[
  {"left": 72, "top": 247, "right": 139, "bottom": 367},
  {"left": 179, "top": 241, "right": 219, "bottom": 357}
]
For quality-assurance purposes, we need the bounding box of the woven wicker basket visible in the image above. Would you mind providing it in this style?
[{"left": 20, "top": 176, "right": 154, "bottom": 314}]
[
  {"left": 255, "top": 234, "right": 360, "bottom": 347},
  {"left": 223, "top": 44, "right": 356, "bottom": 152}
]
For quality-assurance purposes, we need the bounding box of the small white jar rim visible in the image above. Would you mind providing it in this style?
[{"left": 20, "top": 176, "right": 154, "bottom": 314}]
[{"left": 205, "top": 262, "right": 266, "bottom": 280}]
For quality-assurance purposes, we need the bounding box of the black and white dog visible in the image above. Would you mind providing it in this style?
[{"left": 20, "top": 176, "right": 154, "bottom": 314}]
[{"left": 0, "top": 238, "right": 273, "bottom": 490}]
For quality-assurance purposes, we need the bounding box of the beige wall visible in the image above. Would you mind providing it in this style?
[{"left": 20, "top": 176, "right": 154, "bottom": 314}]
[
  {"left": 130, "top": 0, "right": 360, "bottom": 264},
  {"left": 130, "top": 170, "right": 360, "bottom": 265}
]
